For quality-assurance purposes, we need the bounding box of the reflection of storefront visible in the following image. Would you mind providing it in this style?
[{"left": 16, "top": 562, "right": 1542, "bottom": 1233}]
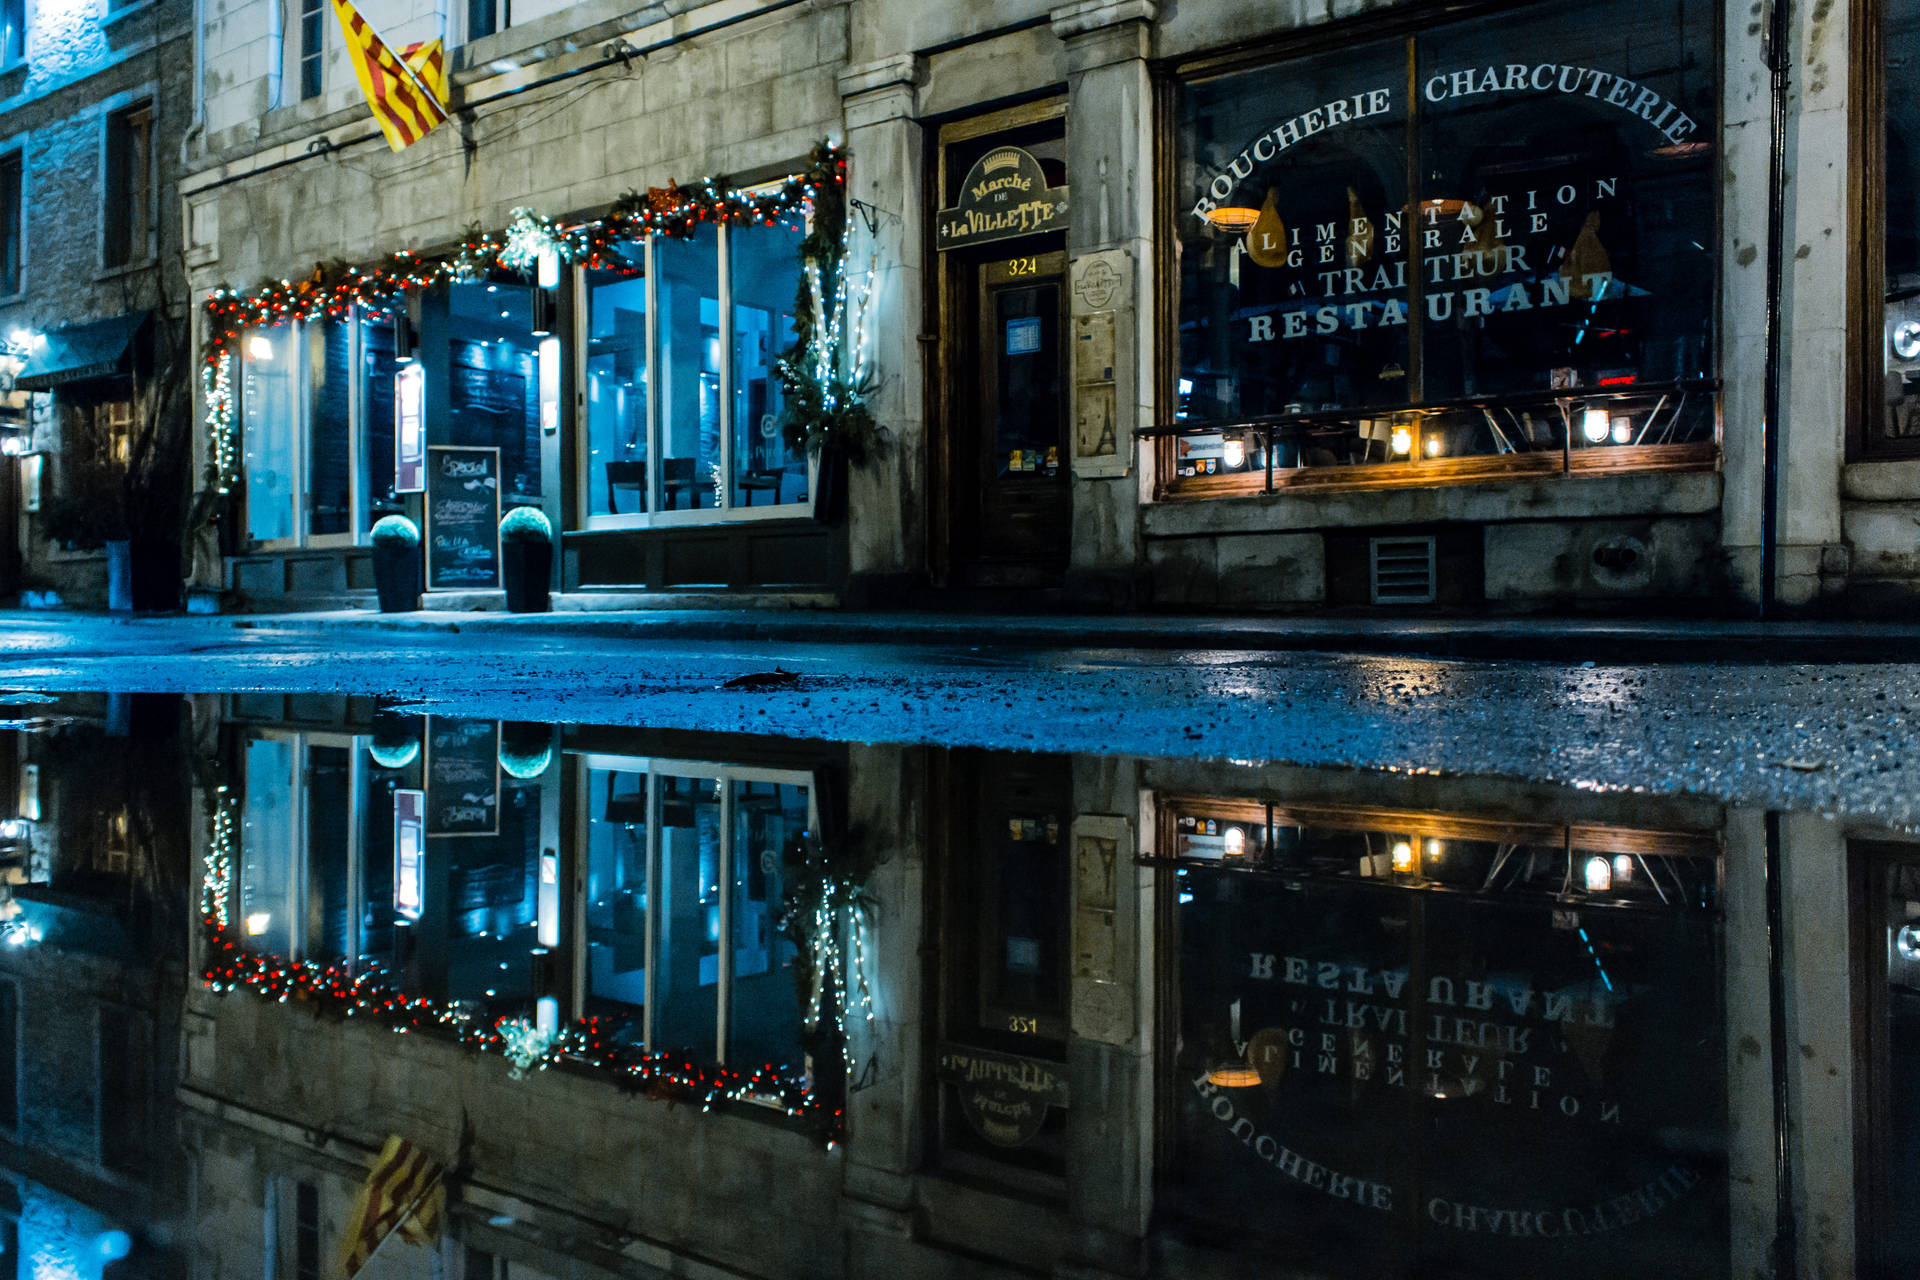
[{"left": 1158, "top": 793, "right": 1727, "bottom": 1278}]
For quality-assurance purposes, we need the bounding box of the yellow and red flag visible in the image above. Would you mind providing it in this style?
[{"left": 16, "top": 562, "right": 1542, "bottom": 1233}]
[
  {"left": 335, "top": 1135, "right": 446, "bottom": 1279},
  {"left": 331, "top": 0, "right": 449, "bottom": 151}
]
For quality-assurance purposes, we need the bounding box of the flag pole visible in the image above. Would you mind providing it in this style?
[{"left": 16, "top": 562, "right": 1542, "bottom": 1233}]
[{"left": 343, "top": 1173, "right": 444, "bottom": 1280}]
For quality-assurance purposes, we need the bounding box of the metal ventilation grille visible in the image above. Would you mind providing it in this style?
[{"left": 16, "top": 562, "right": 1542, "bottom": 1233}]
[{"left": 1370, "top": 536, "right": 1437, "bottom": 605}]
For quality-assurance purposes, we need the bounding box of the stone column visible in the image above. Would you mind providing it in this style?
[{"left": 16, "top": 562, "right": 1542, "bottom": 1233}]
[
  {"left": 838, "top": 56, "right": 927, "bottom": 604},
  {"left": 1053, "top": 0, "right": 1156, "bottom": 608},
  {"left": 1720, "top": 0, "right": 1853, "bottom": 609}
]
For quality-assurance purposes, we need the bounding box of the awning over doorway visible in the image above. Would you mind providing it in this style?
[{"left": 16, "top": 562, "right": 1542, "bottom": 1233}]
[{"left": 13, "top": 313, "right": 149, "bottom": 392}]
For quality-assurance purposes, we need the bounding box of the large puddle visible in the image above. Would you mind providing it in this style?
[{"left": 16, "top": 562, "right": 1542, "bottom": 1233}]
[{"left": 0, "top": 691, "right": 1902, "bottom": 1277}]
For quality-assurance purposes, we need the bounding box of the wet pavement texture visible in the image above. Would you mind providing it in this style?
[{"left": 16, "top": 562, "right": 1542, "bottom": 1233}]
[
  {"left": 0, "top": 618, "right": 1915, "bottom": 1279},
  {"left": 1, "top": 614, "right": 1917, "bottom": 829}
]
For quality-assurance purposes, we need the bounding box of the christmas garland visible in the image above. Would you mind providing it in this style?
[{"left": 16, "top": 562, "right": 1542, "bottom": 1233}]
[{"left": 199, "top": 142, "right": 849, "bottom": 495}]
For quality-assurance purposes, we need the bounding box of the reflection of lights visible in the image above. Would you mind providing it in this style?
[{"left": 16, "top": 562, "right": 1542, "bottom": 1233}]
[
  {"left": 96, "top": 1230, "right": 132, "bottom": 1260},
  {"left": 1390, "top": 427, "right": 1413, "bottom": 456},
  {"left": 1426, "top": 838, "right": 1443, "bottom": 859},
  {"left": 1207, "top": 1063, "right": 1262, "bottom": 1088},
  {"left": 1204, "top": 206, "right": 1262, "bottom": 233},
  {"left": 245, "top": 912, "right": 272, "bottom": 936},
  {"left": 1581, "top": 406, "right": 1611, "bottom": 443},
  {"left": 1898, "top": 924, "right": 1920, "bottom": 962},
  {"left": 1425, "top": 436, "right": 1442, "bottom": 457},
  {"left": 1612, "top": 854, "right": 1634, "bottom": 884},
  {"left": 246, "top": 334, "right": 275, "bottom": 361},
  {"left": 1223, "top": 826, "right": 1245, "bottom": 855},
  {"left": 1583, "top": 856, "right": 1612, "bottom": 893},
  {"left": 1893, "top": 320, "right": 1920, "bottom": 362},
  {"left": 1391, "top": 841, "right": 1414, "bottom": 872},
  {"left": 1610, "top": 417, "right": 1633, "bottom": 445},
  {"left": 537, "top": 995, "right": 559, "bottom": 1037},
  {"left": 1222, "top": 438, "right": 1246, "bottom": 470},
  {"left": 1178, "top": 377, "right": 1194, "bottom": 395},
  {"left": 1, "top": 920, "right": 40, "bottom": 948}
]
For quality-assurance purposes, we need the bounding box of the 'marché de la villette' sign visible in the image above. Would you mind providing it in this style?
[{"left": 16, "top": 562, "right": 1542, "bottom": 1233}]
[{"left": 937, "top": 147, "right": 1069, "bottom": 251}]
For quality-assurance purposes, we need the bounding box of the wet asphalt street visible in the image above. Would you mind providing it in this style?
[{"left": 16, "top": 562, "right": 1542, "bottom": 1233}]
[{"left": 0, "top": 612, "right": 1916, "bottom": 829}]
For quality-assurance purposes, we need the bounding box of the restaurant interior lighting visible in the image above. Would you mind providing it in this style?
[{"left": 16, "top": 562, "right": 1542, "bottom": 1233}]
[
  {"left": 1612, "top": 854, "right": 1634, "bottom": 884},
  {"left": 1390, "top": 426, "right": 1414, "bottom": 457},
  {"left": 245, "top": 911, "right": 272, "bottom": 936},
  {"left": 1898, "top": 923, "right": 1920, "bottom": 962},
  {"left": 1222, "top": 438, "right": 1246, "bottom": 470},
  {"left": 1584, "top": 856, "right": 1612, "bottom": 893},
  {"left": 1206, "top": 1063, "right": 1263, "bottom": 1088},
  {"left": 1223, "top": 826, "right": 1245, "bottom": 855},
  {"left": 1205, "top": 206, "right": 1262, "bottom": 234},
  {"left": 1581, "top": 406, "right": 1611, "bottom": 443},
  {"left": 246, "top": 334, "right": 275, "bottom": 361},
  {"left": 1610, "top": 416, "right": 1633, "bottom": 445},
  {"left": 1391, "top": 840, "right": 1414, "bottom": 872}
]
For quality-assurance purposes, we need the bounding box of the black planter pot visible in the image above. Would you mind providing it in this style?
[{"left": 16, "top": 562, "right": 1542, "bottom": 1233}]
[
  {"left": 372, "top": 542, "right": 422, "bottom": 612},
  {"left": 129, "top": 539, "right": 182, "bottom": 612},
  {"left": 502, "top": 539, "right": 552, "bottom": 613},
  {"left": 813, "top": 447, "right": 849, "bottom": 525}
]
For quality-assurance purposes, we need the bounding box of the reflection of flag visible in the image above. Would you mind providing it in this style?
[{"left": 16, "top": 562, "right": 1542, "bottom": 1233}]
[
  {"left": 332, "top": 0, "right": 449, "bottom": 151},
  {"left": 336, "top": 1136, "right": 446, "bottom": 1279}
]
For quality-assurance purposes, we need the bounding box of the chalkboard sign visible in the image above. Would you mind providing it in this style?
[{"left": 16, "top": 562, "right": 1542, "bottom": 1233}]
[
  {"left": 424, "top": 717, "right": 500, "bottom": 837},
  {"left": 426, "top": 446, "right": 501, "bottom": 589}
]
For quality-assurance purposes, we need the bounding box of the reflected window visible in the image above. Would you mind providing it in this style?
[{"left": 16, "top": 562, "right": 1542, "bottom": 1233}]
[
  {"left": 238, "top": 736, "right": 357, "bottom": 965},
  {"left": 1169, "top": 0, "right": 1716, "bottom": 492},
  {"left": 1165, "top": 795, "right": 1725, "bottom": 1276}
]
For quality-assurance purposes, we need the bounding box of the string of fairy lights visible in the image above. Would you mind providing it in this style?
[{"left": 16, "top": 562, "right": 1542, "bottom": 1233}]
[
  {"left": 197, "top": 761, "right": 856, "bottom": 1143},
  {"left": 199, "top": 143, "right": 848, "bottom": 495}
]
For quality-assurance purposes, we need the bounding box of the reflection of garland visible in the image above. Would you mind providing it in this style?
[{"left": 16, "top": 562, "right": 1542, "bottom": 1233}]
[
  {"left": 198, "top": 142, "right": 847, "bottom": 493},
  {"left": 197, "top": 801, "right": 841, "bottom": 1142},
  {"left": 780, "top": 827, "right": 881, "bottom": 1105}
]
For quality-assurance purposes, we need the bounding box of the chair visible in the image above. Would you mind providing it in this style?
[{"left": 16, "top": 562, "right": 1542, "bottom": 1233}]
[
  {"left": 662, "top": 457, "right": 697, "bottom": 510},
  {"left": 606, "top": 460, "right": 646, "bottom": 514}
]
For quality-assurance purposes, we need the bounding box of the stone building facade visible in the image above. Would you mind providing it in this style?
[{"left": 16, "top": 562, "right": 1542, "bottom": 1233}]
[
  {"left": 182, "top": 0, "right": 1920, "bottom": 615},
  {"left": 0, "top": 0, "right": 192, "bottom": 608}
]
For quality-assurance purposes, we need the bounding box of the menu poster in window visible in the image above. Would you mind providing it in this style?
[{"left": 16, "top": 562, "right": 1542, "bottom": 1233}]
[
  {"left": 425, "top": 446, "right": 500, "bottom": 589},
  {"left": 424, "top": 717, "right": 500, "bottom": 837}
]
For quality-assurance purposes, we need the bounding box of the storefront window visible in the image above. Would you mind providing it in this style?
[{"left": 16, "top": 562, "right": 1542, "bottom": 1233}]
[
  {"left": 359, "top": 313, "right": 403, "bottom": 517},
  {"left": 656, "top": 227, "right": 723, "bottom": 512},
  {"left": 241, "top": 325, "right": 298, "bottom": 543},
  {"left": 447, "top": 281, "right": 543, "bottom": 507},
  {"left": 579, "top": 211, "right": 813, "bottom": 529},
  {"left": 1884, "top": 0, "right": 1920, "bottom": 447},
  {"left": 307, "top": 318, "right": 353, "bottom": 537},
  {"left": 730, "top": 222, "right": 809, "bottom": 507},
  {"left": 1170, "top": 0, "right": 1716, "bottom": 493},
  {"left": 584, "top": 245, "right": 650, "bottom": 517}
]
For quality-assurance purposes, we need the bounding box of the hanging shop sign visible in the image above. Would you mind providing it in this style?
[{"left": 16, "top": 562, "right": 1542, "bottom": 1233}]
[
  {"left": 937, "top": 147, "right": 1069, "bottom": 252},
  {"left": 425, "top": 445, "right": 501, "bottom": 590},
  {"left": 937, "top": 1043, "right": 1070, "bottom": 1147},
  {"left": 424, "top": 717, "right": 500, "bottom": 837}
]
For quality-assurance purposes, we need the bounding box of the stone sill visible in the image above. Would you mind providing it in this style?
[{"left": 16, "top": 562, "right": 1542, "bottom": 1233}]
[
  {"left": 1843, "top": 456, "right": 1920, "bottom": 502},
  {"left": 1143, "top": 467, "right": 1723, "bottom": 539}
]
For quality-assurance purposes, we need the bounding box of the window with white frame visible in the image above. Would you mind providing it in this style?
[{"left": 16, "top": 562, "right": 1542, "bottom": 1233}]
[
  {"left": 580, "top": 753, "right": 811, "bottom": 1068},
  {"left": 579, "top": 207, "right": 811, "bottom": 528},
  {"left": 239, "top": 315, "right": 387, "bottom": 548}
]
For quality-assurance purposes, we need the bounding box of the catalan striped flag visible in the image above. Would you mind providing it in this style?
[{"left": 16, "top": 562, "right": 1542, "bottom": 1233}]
[
  {"left": 331, "top": 0, "right": 449, "bottom": 151},
  {"left": 335, "top": 1135, "right": 447, "bottom": 1279}
]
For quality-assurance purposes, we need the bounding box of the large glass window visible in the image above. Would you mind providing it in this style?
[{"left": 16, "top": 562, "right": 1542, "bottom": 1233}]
[
  {"left": 1883, "top": 0, "right": 1920, "bottom": 448},
  {"left": 579, "top": 211, "right": 813, "bottom": 528},
  {"left": 447, "top": 281, "right": 543, "bottom": 507},
  {"left": 584, "top": 245, "right": 650, "bottom": 517},
  {"left": 307, "top": 318, "right": 353, "bottom": 537},
  {"left": 242, "top": 325, "right": 299, "bottom": 544},
  {"left": 1170, "top": 0, "right": 1716, "bottom": 493}
]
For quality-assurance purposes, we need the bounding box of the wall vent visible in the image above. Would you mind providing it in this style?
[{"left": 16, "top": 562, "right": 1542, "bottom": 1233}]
[{"left": 1370, "top": 536, "right": 1437, "bottom": 605}]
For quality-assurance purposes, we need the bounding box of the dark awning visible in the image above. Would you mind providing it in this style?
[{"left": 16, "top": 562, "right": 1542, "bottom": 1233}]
[{"left": 13, "top": 313, "right": 149, "bottom": 392}]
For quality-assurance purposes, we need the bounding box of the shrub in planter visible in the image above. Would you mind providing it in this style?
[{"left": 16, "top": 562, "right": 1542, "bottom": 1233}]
[
  {"left": 500, "top": 506, "right": 553, "bottom": 614},
  {"left": 370, "top": 515, "right": 422, "bottom": 613}
]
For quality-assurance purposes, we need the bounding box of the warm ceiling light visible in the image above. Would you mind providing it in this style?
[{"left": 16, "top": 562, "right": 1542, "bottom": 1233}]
[
  {"left": 1206, "top": 206, "right": 1262, "bottom": 234},
  {"left": 1391, "top": 840, "right": 1414, "bottom": 872},
  {"left": 1584, "top": 856, "right": 1612, "bottom": 893},
  {"left": 1390, "top": 426, "right": 1414, "bottom": 456},
  {"left": 1581, "top": 407, "right": 1611, "bottom": 443},
  {"left": 1207, "top": 1064, "right": 1263, "bottom": 1088}
]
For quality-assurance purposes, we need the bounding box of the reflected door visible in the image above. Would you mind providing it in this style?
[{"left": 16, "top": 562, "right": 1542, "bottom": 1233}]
[{"left": 964, "top": 251, "right": 1069, "bottom": 583}]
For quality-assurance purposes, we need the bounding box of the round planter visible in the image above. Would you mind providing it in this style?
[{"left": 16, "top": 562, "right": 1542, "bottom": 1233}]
[
  {"left": 372, "top": 542, "right": 422, "bottom": 612},
  {"left": 502, "top": 539, "right": 552, "bottom": 613}
]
